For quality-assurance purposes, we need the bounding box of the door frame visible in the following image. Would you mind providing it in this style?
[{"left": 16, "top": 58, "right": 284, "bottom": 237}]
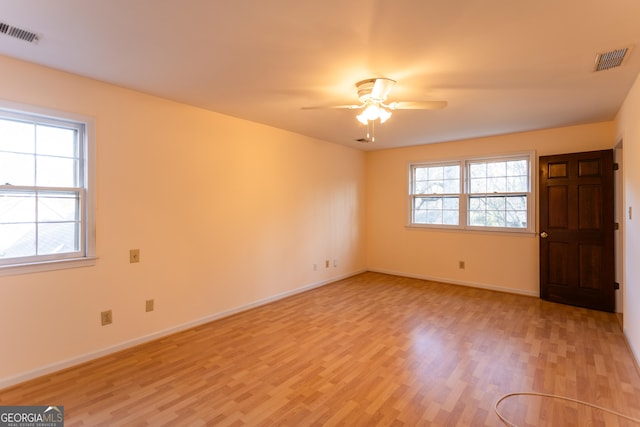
[{"left": 614, "top": 143, "right": 624, "bottom": 314}]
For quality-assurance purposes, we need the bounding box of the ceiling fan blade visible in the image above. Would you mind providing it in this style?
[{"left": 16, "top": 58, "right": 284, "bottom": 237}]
[
  {"left": 370, "top": 78, "right": 396, "bottom": 101},
  {"left": 301, "top": 104, "right": 363, "bottom": 110},
  {"left": 388, "top": 100, "right": 448, "bottom": 110}
]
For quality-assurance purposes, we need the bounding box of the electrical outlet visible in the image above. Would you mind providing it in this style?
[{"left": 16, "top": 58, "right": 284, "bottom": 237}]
[
  {"left": 325, "top": 260, "right": 330, "bottom": 268},
  {"left": 101, "top": 310, "right": 112, "bottom": 326},
  {"left": 459, "top": 261, "right": 465, "bottom": 269},
  {"left": 146, "top": 299, "right": 154, "bottom": 312},
  {"left": 130, "top": 249, "right": 140, "bottom": 263},
  {"left": 333, "top": 259, "right": 338, "bottom": 267}
]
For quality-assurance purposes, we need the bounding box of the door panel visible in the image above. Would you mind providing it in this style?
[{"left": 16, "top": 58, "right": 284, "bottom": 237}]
[
  {"left": 548, "top": 186, "right": 568, "bottom": 228},
  {"left": 548, "top": 242, "right": 569, "bottom": 285},
  {"left": 539, "top": 150, "right": 615, "bottom": 312},
  {"left": 578, "top": 185, "right": 601, "bottom": 229},
  {"left": 579, "top": 244, "right": 601, "bottom": 289}
]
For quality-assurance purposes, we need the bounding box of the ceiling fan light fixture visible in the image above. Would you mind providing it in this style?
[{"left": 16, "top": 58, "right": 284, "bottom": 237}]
[
  {"left": 356, "top": 103, "right": 392, "bottom": 124},
  {"left": 356, "top": 112, "right": 369, "bottom": 125},
  {"left": 378, "top": 108, "right": 392, "bottom": 123}
]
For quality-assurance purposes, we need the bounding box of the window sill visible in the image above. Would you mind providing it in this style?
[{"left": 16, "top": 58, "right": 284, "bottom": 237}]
[
  {"left": 0, "top": 256, "right": 97, "bottom": 277},
  {"left": 405, "top": 224, "right": 537, "bottom": 237}
]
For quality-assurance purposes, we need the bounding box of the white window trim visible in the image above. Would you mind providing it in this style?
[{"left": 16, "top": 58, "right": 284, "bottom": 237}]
[
  {"left": 407, "top": 151, "right": 536, "bottom": 235},
  {"left": 0, "top": 100, "right": 96, "bottom": 276}
]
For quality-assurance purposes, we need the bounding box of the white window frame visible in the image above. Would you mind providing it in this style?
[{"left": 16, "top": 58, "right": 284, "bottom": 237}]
[
  {"left": 408, "top": 151, "right": 535, "bottom": 234},
  {"left": 408, "top": 161, "right": 463, "bottom": 229},
  {"left": 0, "top": 100, "right": 96, "bottom": 276}
]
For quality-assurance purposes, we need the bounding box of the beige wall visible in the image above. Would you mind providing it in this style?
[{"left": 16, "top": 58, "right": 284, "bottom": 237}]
[
  {"left": 365, "top": 122, "right": 616, "bottom": 295},
  {"left": 616, "top": 72, "right": 640, "bottom": 363},
  {"left": 0, "top": 56, "right": 367, "bottom": 387}
]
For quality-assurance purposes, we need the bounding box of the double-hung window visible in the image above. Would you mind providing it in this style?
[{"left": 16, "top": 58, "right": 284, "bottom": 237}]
[
  {"left": 0, "top": 103, "right": 95, "bottom": 274},
  {"left": 410, "top": 162, "right": 461, "bottom": 226},
  {"left": 409, "top": 153, "right": 534, "bottom": 232}
]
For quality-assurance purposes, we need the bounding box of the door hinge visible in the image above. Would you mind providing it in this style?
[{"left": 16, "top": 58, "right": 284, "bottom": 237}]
[
  {"left": 614, "top": 282, "right": 620, "bottom": 290},
  {"left": 615, "top": 222, "right": 619, "bottom": 230},
  {"left": 613, "top": 163, "right": 619, "bottom": 171}
]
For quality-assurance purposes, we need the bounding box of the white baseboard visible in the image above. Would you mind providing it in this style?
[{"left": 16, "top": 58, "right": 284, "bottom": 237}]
[
  {"left": 0, "top": 269, "right": 366, "bottom": 390},
  {"left": 367, "top": 268, "right": 540, "bottom": 297}
]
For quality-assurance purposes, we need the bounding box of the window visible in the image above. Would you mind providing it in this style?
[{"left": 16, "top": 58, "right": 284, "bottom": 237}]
[
  {"left": 411, "top": 163, "right": 461, "bottom": 226},
  {"left": 409, "top": 153, "right": 534, "bottom": 232},
  {"left": 0, "top": 102, "right": 95, "bottom": 274}
]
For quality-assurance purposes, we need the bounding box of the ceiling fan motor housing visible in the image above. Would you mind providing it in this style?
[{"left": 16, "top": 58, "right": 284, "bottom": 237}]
[{"left": 356, "top": 78, "right": 396, "bottom": 103}]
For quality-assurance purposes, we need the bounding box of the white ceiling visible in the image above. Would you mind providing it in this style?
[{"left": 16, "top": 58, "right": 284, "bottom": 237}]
[{"left": 1, "top": 0, "right": 639, "bottom": 150}]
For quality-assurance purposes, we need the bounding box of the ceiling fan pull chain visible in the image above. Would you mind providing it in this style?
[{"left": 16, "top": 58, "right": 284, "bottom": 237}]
[{"left": 370, "top": 120, "right": 375, "bottom": 142}]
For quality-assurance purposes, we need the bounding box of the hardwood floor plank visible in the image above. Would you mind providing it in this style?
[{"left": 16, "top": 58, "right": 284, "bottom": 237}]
[{"left": 2, "top": 272, "right": 640, "bottom": 426}]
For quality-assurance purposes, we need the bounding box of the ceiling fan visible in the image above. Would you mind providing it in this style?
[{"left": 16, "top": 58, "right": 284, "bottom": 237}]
[{"left": 302, "top": 78, "right": 447, "bottom": 142}]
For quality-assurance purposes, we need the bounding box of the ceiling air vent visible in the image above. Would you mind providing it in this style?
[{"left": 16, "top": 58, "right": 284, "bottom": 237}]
[
  {"left": 594, "top": 47, "right": 629, "bottom": 72},
  {"left": 0, "top": 21, "right": 41, "bottom": 44}
]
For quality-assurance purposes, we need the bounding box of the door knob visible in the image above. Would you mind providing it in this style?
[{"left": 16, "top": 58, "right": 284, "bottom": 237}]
[{"left": 540, "top": 231, "right": 548, "bottom": 238}]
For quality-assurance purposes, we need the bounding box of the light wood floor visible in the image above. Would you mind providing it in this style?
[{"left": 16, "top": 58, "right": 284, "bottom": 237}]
[{"left": 2, "top": 272, "right": 640, "bottom": 426}]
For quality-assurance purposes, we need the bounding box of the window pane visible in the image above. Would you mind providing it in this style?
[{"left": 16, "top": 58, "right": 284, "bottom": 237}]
[
  {"left": 0, "top": 190, "right": 36, "bottom": 222},
  {"left": 36, "top": 125, "right": 78, "bottom": 158},
  {"left": 486, "top": 196, "right": 506, "bottom": 210},
  {"left": 469, "top": 159, "right": 529, "bottom": 195},
  {"left": 413, "top": 165, "right": 460, "bottom": 195},
  {"left": 415, "top": 167, "right": 428, "bottom": 181},
  {"left": 38, "top": 222, "right": 79, "bottom": 255},
  {"left": 428, "top": 166, "right": 444, "bottom": 180},
  {"left": 425, "top": 197, "right": 442, "bottom": 209},
  {"left": 469, "top": 197, "right": 485, "bottom": 210},
  {"left": 38, "top": 191, "right": 80, "bottom": 222},
  {"left": 443, "top": 178, "right": 460, "bottom": 193},
  {"left": 0, "top": 152, "right": 35, "bottom": 186},
  {"left": 36, "top": 156, "right": 78, "bottom": 187},
  {"left": 427, "top": 210, "right": 442, "bottom": 224},
  {"left": 413, "top": 196, "right": 459, "bottom": 225},
  {"left": 507, "top": 210, "right": 528, "bottom": 228},
  {"left": 507, "top": 160, "right": 528, "bottom": 176},
  {"left": 468, "top": 195, "right": 527, "bottom": 228},
  {"left": 486, "top": 177, "right": 506, "bottom": 192},
  {"left": 413, "top": 210, "right": 427, "bottom": 224},
  {"left": 0, "top": 118, "right": 34, "bottom": 153},
  {"left": 487, "top": 161, "right": 507, "bottom": 178},
  {"left": 442, "top": 210, "right": 458, "bottom": 225},
  {"left": 413, "top": 197, "right": 429, "bottom": 223},
  {"left": 414, "top": 181, "right": 428, "bottom": 194},
  {"left": 486, "top": 210, "right": 506, "bottom": 227},
  {"left": 443, "top": 197, "right": 459, "bottom": 210},
  {"left": 469, "top": 163, "right": 486, "bottom": 178},
  {"left": 506, "top": 195, "right": 527, "bottom": 210},
  {"left": 507, "top": 176, "right": 528, "bottom": 192},
  {"left": 469, "top": 178, "right": 486, "bottom": 193},
  {"left": 0, "top": 223, "right": 36, "bottom": 259},
  {"left": 444, "top": 165, "right": 459, "bottom": 179},
  {"left": 469, "top": 211, "right": 486, "bottom": 226},
  {"left": 426, "top": 181, "right": 445, "bottom": 194}
]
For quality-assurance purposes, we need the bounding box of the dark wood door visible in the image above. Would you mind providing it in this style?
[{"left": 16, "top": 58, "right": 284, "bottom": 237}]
[{"left": 539, "top": 150, "right": 615, "bottom": 312}]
